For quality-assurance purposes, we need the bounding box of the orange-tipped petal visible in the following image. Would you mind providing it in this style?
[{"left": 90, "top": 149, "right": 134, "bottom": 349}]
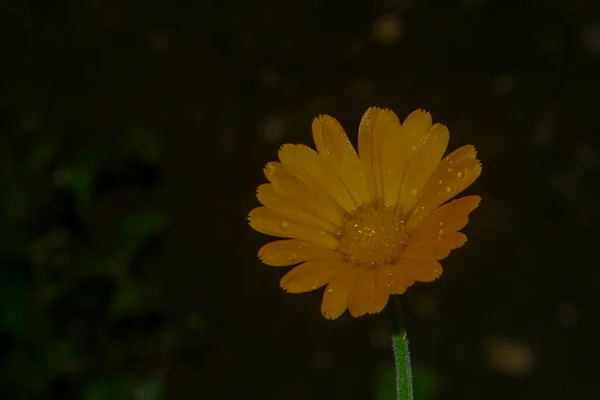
[
  {"left": 358, "top": 107, "right": 384, "bottom": 204},
  {"left": 321, "top": 267, "right": 361, "bottom": 319},
  {"left": 258, "top": 240, "right": 343, "bottom": 267},
  {"left": 248, "top": 207, "right": 339, "bottom": 249},
  {"left": 280, "top": 144, "right": 357, "bottom": 212},
  {"left": 268, "top": 172, "right": 346, "bottom": 228},
  {"left": 376, "top": 110, "right": 406, "bottom": 208},
  {"left": 381, "top": 264, "right": 415, "bottom": 294},
  {"left": 440, "top": 232, "right": 468, "bottom": 249},
  {"left": 398, "top": 123, "right": 449, "bottom": 214},
  {"left": 256, "top": 183, "right": 340, "bottom": 234},
  {"left": 312, "top": 115, "right": 371, "bottom": 205},
  {"left": 348, "top": 268, "right": 390, "bottom": 317},
  {"left": 401, "top": 239, "right": 452, "bottom": 261},
  {"left": 409, "top": 145, "right": 481, "bottom": 226},
  {"left": 394, "top": 258, "right": 443, "bottom": 282},
  {"left": 263, "top": 161, "right": 285, "bottom": 181},
  {"left": 402, "top": 109, "right": 433, "bottom": 156},
  {"left": 280, "top": 260, "right": 348, "bottom": 293},
  {"left": 410, "top": 195, "right": 481, "bottom": 241}
]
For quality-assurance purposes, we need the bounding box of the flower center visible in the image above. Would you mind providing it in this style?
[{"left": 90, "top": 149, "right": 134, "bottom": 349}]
[{"left": 338, "top": 205, "right": 407, "bottom": 267}]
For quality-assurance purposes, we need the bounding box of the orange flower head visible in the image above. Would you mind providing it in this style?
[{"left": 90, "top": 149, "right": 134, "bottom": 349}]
[{"left": 249, "top": 108, "right": 482, "bottom": 319}]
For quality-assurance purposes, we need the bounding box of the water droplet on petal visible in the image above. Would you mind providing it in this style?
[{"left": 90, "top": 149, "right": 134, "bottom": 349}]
[
  {"left": 386, "top": 168, "right": 392, "bottom": 174},
  {"left": 439, "top": 221, "right": 444, "bottom": 226},
  {"left": 438, "top": 228, "right": 444, "bottom": 235},
  {"left": 457, "top": 171, "right": 465, "bottom": 179},
  {"left": 311, "top": 284, "right": 317, "bottom": 290},
  {"left": 448, "top": 167, "right": 453, "bottom": 172},
  {"left": 438, "top": 179, "right": 443, "bottom": 185},
  {"left": 327, "top": 288, "right": 334, "bottom": 294},
  {"left": 280, "top": 221, "right": 289, "bottom": 229},
  {"left": 445, "top": 186, "right": 453, "bottom": 193},
  {"left": 411, "top": 188, "right": 418, "bottom": 196}
]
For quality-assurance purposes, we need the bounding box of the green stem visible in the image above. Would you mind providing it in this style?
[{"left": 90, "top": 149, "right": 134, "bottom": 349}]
[{"left": 388, "top": 296, "right": 413, "bottom": 400}]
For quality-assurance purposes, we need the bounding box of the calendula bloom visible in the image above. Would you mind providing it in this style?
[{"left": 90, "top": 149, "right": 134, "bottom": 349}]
[{"left": 249, "top": 107, "right": 481, "bottom": 319}]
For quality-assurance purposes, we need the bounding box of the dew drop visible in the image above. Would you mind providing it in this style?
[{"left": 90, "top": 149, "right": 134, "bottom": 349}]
[
  {"left": 411, "top": 188, "right": 418, "bottom": 196},
  {"left": 280, "top": 221, "right": 289, "bottom": 229},
  {"left": 439, "top": 221, "right": 444, "bottom": 226},
  {"left": 385, "top": 168, "right": 392, "bottom": 174},
  {"left": 327, "top": 288, "right": 334, "bottom": 294},
  {"left": 438, "top": 228, "right": 444, "bottom": 235},
  {"left": 447, "top": 167, "right": 453, "bottom": 172},
  {"left": 438, "top": 179, "right": 443, "bottom": 185},
  {"left": 311, "top": 284, "right": 317, "bottom": 290},
  {"left": 457, "top": 171, "right": 465, "bottom": 179},
  {"left": 445, "top": 186, "right": 453, "bottom": 193}
]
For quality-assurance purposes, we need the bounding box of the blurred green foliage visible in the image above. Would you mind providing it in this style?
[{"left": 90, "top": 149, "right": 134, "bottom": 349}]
[{"left": 0, "top": 120, "right": 185, "bottom": 399}]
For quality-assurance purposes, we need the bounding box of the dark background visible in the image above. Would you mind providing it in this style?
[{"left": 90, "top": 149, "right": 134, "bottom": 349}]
[{"left": 1, "top": 0, "right": 599, "bottom": 399}]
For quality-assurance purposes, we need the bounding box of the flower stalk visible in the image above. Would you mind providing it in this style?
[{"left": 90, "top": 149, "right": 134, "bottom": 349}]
[{"left": 389, "top": 297, "right": 413, "bottom": 400}]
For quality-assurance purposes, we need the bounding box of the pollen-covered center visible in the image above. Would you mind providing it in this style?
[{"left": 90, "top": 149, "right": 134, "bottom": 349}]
[{"left": 338, "top": 205, "right": 407, "bottom": 267}]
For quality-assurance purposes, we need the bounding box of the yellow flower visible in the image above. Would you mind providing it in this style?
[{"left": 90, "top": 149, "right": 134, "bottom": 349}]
[{"left": 249, "top": 107, "right": 482, "bottom": 319}]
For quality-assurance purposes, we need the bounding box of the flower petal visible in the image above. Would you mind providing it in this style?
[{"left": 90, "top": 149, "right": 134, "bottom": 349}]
[
  {"left": 398, "top": 123, "right": 449, "bottom": 214},
  {"left": 376, "top": 110, "right": 406, "bottom": 208},
  {"left": 410, "top": 195, "right": 481, "bottom": 241},
  {"left": 268, "top": 173, "right": 346, "bottom": 227},
  {"left": 321, "top": 267, "right": 361, "bottom": 319},
  {"left": 263, "top": 161, "right": 285, "bottom": 181},
  {"left": 259, "top": 240, "right": 342, "bottom": 266},
  {"left": 394, "top": 258, "right": 443, "bottom": 282},
  {"left": 257, "top": 184, "right": 340, "bottom": 234},
  {"left": 401, "top": 239, "right": 451, "bottom": 261},
  {"left": 408, "top": 145, "right": 481, "bottom": 226},
  {"left": 312, "top": 115, "right": 370, "bottom": 205},
  {"left": 381, "top": 264, "right": 414, "bottom": 295},
  {"left": 248, "top": 207, "right": 339, "bottom": 249},
  {"left": 358, "top": 107, "right": 383, "bottom": 204},
  {"left": 402, "top": 109, "right": 433, "bottom": 152},
  {"left": 440, "top": 232, "right": 467, "bottom": 249},
  {"left": 280, "top": 260, "right": 348, "bottom": 293},
  {"left": 279, "top": 144, "right": 356, "bottom": 212},
  {"left": 348, "top": 268, "right": 389, "bottom": 317}
]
